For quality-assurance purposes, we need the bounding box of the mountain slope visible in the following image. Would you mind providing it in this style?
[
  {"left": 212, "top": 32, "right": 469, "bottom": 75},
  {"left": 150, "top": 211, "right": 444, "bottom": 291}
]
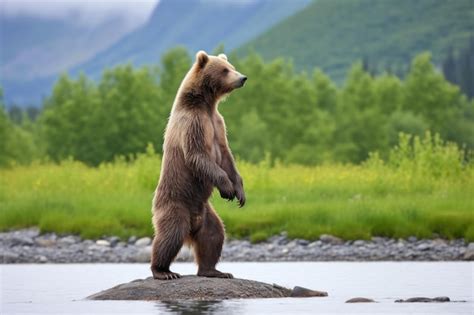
[
  {"left": 1, "top": 0, "right": 310, "bottom": 107},
  {"left": 72, "top": 0, "right": 311, "bottom": 79},
  {"left": 239, "top": 0, "right": 474, "bottom": 81},
  {"left": 0, "top": 13, "right": 144, "bottom": 106}
]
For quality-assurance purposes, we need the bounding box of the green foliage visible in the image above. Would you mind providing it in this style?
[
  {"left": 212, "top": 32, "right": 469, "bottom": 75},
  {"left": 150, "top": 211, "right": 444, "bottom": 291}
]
[
  {"left": 0, "top": 87, "right": 41, "bottom": 167},
  {"left": 0, "top": 134, "right": 472, "bottom": 241},
  {"left": 40, "top": 66, "right": 163, "bottom": 165},
  {"left": 1, "top": 48, "right": 473, "bottom": 168},
  {"left": 387, "top": 132, "right": 465, "bottom": 178},
  {"left": 239, "top": 0, "right": 474, "bottom": 83}
]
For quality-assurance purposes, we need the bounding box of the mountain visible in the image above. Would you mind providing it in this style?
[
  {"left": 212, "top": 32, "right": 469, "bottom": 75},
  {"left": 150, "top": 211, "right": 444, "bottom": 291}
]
[
  {"left": 71, "top": 0, "right": 311, "bottom": 79},
  {"left": 239, "top": 0, "right": 474, "bottom": 82},
  {"left": 1, "top": 0, "right": 310, "bottom": 107},
  {"left": 0, "top": 12, "right": 141, "bottom": 106}
]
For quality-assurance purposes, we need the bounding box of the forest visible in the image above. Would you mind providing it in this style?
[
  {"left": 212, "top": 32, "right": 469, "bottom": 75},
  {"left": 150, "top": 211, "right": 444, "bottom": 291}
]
[
  {"left": 0, "top": 48, "right": 473, "bottom": 241},
  {"left": 1, "top": 47, "right": 473, "bottom": 167}
]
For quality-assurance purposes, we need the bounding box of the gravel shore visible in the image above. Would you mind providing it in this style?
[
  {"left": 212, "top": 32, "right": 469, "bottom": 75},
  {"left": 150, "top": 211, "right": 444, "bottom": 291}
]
[{"left": 1, "top": 228, "right": 473, "bottom": 263}]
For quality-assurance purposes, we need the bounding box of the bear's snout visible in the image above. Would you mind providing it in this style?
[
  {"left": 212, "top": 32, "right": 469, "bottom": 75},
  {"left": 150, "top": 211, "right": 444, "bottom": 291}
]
[{"left": 237, "top": 75, "right": 247, "bottom": 88}]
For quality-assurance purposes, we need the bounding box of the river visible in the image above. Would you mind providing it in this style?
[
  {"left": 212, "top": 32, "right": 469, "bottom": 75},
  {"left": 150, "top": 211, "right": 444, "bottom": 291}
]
[{"left": 1, "top": 262, "right": 472, "bottom": 314}]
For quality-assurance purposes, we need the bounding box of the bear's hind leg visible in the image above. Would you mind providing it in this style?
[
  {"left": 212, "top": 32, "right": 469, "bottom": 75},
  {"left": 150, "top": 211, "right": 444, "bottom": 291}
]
[
  {"left": 192, "top": 203, "right": 233, "bottom": 279},
  {"left": 151, "top": 206, "right": 190, "bottom": 280}
]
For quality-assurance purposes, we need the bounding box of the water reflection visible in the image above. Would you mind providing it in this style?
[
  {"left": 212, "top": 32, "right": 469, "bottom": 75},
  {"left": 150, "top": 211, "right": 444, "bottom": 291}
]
[{"left": 156, "top": 300, "right": 237, "bottom": 315}]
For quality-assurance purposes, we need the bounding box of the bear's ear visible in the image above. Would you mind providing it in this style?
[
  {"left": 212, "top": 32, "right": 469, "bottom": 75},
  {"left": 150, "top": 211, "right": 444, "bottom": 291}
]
[
  {"left": 196, "top": 50, "right": 209, "bottom": 69},
  {"left": 218, "top": 53, "right": 227, "bottom": 61}
]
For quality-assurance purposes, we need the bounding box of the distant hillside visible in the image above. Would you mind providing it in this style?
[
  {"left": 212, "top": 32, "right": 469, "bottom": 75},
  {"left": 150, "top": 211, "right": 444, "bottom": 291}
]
[
  {"left": 239, "top": 0, "right": 474, "bottom": 82},
  {"left": 1, "top": 0, "right": 310, "bottom": 107},
  {"left": 0, "top": 13, "right": 138, "bottom": 106},
  {"left": 72, "top": 0, "right": 311, "bottom": 79}
]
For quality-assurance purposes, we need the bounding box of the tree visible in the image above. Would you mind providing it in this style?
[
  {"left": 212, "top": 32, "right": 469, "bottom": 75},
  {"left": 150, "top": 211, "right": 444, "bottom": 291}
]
[
  {"left": 40, "top": 74, "right": 100, "bottom": 163},
  {"left": 0, "top": 87, "right": 39, "bottom": 166},
  {"left": 404, "top": 52, "right": 470, "bottom": 146},
  {"left": 97, "top": 65, "right": 162, "bottom": 162},
  {"left": 334, "top": 63, "right": 388, "bottom": 162}
]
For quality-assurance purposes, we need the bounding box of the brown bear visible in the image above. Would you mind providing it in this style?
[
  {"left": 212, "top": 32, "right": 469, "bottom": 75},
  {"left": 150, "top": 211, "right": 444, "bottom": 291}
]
[{"left": 150, "top": 50, "right": 247, "bottom": 280}]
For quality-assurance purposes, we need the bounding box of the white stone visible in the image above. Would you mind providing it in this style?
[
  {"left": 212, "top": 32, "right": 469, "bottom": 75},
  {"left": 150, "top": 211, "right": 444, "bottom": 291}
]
[
  {"left": 135, "top": 237, "right": 152, "bottom": 247},
  {"left": 135, "top": 246, "right": 152, "bottom": 263},
  {"left": 96, "top": 240, "right": 110, "bottom": 247}
]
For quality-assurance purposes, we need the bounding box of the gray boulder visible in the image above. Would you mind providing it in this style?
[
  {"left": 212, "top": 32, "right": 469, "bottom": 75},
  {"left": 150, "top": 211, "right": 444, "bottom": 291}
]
[
  {"left": 87, "top": 276, "right": 328, "bottom": 301},
  {"left": 395, "top": 296, "right": 450, "bottom": 303},
  {"left": 346, "top": 297, "right": 376, "bottom": 303},
  {"left": 290, "top": 286, "right": 328, "bottom": 297}
]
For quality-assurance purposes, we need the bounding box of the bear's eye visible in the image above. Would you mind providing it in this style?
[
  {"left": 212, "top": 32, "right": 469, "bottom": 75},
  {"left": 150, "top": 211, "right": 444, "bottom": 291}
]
[{"left": 223, "top": 68, "right": 229, "bottom": 74}]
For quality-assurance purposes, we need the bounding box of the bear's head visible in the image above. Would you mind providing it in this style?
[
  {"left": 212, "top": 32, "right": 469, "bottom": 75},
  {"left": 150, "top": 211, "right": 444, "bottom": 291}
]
[{"left": 193, "top": 50, "right": 247, "bottom": 98}]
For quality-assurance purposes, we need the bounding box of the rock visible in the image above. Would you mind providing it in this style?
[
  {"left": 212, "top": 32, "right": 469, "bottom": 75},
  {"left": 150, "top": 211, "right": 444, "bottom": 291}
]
[
  {"left": 134, "top": 246, "right": 152, "bottom": 263},
  {"left": 96, "top": 240, "right": 110, "bottom": 247},
  {"left": 353, "top": 240, "right": 366, "bottom": 246},
  {"left": 10, "top": 235, "right": 34, "bottom": 247},
  {"left": 128, "top": 236, "right": 137, "bottom": 244},
  {"left": 176, "top": 246, "right": 193, "bottom": 261},
  {"left": 408, "top": 236, "right": 418, "bottom": 243},
  {"left": 2, "top": 251, "right": 20, "bottom": 263},
  {"left": 35, "top": 238, "right": 56, "bottom": 247},
  {"left": 395, "top": 296, "right": 450, "bottom": 303},
  {"left": 346, "top": 297, "right": 376, "bottom": 303},
  {"left": 116, "top": 241, "right": 127, "bottom": 248},
  {"left": 135, "top": 237, "right": 151, "bottom": 247},
  {"left": 319, "top": 234, "right": 343, "bottom": 245},
  {"left": 463, "top": 243, "right": 474, "bottom": 260},
  {"left": 308, "top": 241, "right": 321, "bottom": 248},
  {"left": 371, "top": 236, "right": 385, "bottom": 244},
  {"left": 416, "top": 243, "right": 431, "bottom": 251},
  {"left": 60, "top": 235, "right": 79, "bottom": 245},
  {"left": 108, "top": 236, "right": 120, "bottom": 247},
  {"left": 296, "top": 239, "right": 310, "bottom": 246},
  {"left": 290, "top": 286, "right": 328, "bottom": 297},
  {"left": 87, "top": 276, "right": 295, "bottom": 300}
]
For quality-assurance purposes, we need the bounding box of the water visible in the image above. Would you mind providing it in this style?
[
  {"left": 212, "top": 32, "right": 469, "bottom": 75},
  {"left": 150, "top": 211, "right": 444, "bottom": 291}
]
[{"left": 1, "top": 262, "right": 472, "bottom": 314}]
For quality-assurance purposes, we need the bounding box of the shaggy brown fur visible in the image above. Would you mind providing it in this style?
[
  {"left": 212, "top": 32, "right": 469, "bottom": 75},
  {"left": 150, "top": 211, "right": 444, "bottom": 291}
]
[{"left": 150, "top": 51, "right": 247, "bottom": 280}]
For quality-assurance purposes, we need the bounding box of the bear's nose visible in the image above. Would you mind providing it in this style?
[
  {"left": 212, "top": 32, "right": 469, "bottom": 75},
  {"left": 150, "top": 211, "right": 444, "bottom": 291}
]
[{"left": 240, "top": 76, "right": 247, "bottom": 84}]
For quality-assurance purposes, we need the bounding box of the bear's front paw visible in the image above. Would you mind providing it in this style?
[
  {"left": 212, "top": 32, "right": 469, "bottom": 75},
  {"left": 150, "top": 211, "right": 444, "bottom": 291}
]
[
  {"left": 234, "top": 177, "right": 245, "bottom": 207},
  {"left": 235, "top": 186, "right": 246, "bottom": 207},
  {"left": 218, "top": 177, "right": 235, "bottom": 201}
]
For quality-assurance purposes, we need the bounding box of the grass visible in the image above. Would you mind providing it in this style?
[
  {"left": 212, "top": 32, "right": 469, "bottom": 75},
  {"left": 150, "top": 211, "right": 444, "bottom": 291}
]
[{"left": 1, "top": 150, "right": 473, "bottom": 242}]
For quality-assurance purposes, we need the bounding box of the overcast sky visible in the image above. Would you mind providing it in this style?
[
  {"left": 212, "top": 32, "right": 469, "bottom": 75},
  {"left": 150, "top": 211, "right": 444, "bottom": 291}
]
[{"left": 0, "top": 0, "right": 160, "bottom": 28}]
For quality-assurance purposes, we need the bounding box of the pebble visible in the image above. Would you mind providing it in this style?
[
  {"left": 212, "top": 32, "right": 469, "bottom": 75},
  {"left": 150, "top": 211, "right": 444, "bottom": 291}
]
[
  {"left": 108, "top": 236, "right": 120, "bottom": 247},
  {"left": 463, "top": 243, "right": 474, "bottom": 260},
  {"left": 395, "top": 296, "right": 451, "bottom": 303},
  {"left": 0, "top": 228, "right": 471, "bottom": 263},
  {"left": 296, "top": 239, "right": 310, "bottom": 246},
  {"left": 135, "top": 246, "right": 152, "bottom": 263},
  {"left": 417, "top": 243, "right": 431, "bottom": 251},
  {"left": 176, "top": 247, "right": 193, "bottom": 261},
  {"left": 135, "top": 237, "right": 151, "bottom": 247},
  {"left": 128, "top": 236, "right": 137, "bottom": 244},
  {"left": 35, "top": 238, "right": 56, "bottom": 247},
  {"left": 96, "top": 240, "right": 110, "bottom": 247},
  {"left": 320, "top": 234, "right": 343, "bottom": 245},
  {"left": 346, "top": 297, "right": 376, "bottom": 303}
]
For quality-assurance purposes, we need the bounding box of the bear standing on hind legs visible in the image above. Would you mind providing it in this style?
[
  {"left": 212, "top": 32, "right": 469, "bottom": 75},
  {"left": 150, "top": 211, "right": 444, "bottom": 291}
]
[{"left": 150, "top": 51, "right": 247, "bottom": 280}]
